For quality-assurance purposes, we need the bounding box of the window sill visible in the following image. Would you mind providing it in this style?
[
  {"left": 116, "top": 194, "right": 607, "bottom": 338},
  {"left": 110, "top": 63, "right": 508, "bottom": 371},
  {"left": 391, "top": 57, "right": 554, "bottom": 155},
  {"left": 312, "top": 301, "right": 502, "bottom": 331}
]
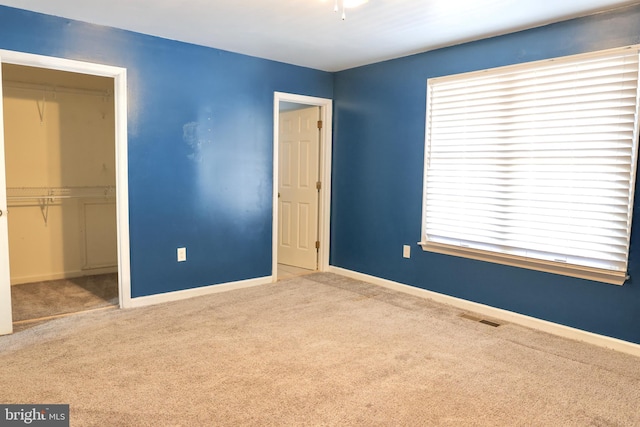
[{"left": 418, "top": 241, "right": 626, "bottom": 286}]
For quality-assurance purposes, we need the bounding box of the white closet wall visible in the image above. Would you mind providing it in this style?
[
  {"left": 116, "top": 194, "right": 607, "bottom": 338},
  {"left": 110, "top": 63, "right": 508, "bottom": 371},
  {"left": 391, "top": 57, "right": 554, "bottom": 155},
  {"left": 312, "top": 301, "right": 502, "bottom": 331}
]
[{"left": 2, "top": 65, "right": 116, "bottom": 285}]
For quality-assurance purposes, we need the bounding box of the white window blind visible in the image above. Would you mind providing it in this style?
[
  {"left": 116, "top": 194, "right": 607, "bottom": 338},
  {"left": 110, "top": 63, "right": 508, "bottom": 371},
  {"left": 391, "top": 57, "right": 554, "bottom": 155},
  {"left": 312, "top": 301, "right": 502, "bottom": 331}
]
[{"left": 420, "top": 46, "right": 640, "bottom": 285}]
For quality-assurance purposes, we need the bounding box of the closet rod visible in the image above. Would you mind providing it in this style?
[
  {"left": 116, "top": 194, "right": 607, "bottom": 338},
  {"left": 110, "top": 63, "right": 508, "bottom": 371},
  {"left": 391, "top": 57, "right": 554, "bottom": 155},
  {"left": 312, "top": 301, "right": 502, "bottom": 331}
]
[
  {"left": 6, "top": 186, "right": 115, "bottom": 200},
  {"left": 7, "top": 185, "right": 115, "bottom": 191},
  {"left": 7, "top": 194, "right": 115, "bottom": 201},
  {"left": 3, "top": 81, "right": 111, "bottom": 98}
]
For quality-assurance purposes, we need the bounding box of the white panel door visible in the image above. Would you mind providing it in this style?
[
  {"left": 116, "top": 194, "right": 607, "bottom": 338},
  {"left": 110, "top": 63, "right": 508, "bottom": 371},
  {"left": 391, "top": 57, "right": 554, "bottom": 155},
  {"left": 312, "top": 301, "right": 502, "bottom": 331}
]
[
  {"left": 278, "top": 106, "right": 320, "bottom": 270},
  {"left": 0, "top": 58, "right": 14, "bottom": 335}
]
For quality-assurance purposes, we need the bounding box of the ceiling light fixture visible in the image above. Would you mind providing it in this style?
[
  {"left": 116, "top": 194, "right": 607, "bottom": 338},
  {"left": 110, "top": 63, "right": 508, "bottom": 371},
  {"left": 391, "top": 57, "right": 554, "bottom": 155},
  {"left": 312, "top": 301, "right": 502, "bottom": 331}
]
[{"left": 333, "top": 0, "right": 369, "bottom": 20}]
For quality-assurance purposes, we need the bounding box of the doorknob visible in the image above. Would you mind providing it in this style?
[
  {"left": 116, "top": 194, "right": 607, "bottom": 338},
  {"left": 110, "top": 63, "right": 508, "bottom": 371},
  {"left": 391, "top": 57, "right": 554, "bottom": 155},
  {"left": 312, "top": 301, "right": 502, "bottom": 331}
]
[
  {"left": 0, "top": 209, "right": 3, "bottom": 217},
  {"left": 278, "top": 193, "right": 281, "bottom": 198}
]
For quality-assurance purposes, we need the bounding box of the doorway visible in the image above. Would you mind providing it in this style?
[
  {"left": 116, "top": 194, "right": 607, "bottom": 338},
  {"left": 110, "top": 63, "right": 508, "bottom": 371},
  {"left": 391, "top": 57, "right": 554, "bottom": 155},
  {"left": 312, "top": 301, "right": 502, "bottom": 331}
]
[
  {"left": 273, "top": 92, "right": 332, "bottom": 281},
  {"left": 3, "top": 64, "right": 118, "bottom": 330},
  {"left": 0, "top": 50, "right": 130, "bottom": 336}
]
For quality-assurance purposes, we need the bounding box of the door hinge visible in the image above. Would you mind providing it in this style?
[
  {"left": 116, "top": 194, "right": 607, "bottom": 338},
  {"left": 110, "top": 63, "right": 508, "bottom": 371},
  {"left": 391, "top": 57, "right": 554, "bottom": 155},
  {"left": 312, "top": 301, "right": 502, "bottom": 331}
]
[
  {"left": 317, "top": 120, "right": 323, "bottom": 129},
  {"left": 316, "top": 181, "right": 321, "bottom": 191},
  {"left": 315, "top": 240, "right": 320, "bottom": 249}
]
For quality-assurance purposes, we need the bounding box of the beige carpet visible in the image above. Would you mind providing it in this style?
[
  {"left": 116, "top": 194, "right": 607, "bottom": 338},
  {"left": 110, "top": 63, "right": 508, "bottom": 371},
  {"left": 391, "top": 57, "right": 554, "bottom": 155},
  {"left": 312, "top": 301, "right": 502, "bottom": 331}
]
[
  {"left": 278, "top": 263, "right": 316, "bottom": 280},
  {"left": 11, "top": 273, "right": 118, "bottom": 329},
  {"left": 1, "top": 273, "right": 639, "bottom": 426}
]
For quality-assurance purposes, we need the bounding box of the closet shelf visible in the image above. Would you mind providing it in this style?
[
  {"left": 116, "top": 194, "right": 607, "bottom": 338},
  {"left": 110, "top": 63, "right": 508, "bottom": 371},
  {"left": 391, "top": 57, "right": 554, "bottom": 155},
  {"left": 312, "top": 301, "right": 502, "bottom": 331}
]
[
  {"left": 3, "top": 81, "right": 112, "bottom": 98},
  {"left": 6, "top": 186, "right": 115, "bottom": 201}
]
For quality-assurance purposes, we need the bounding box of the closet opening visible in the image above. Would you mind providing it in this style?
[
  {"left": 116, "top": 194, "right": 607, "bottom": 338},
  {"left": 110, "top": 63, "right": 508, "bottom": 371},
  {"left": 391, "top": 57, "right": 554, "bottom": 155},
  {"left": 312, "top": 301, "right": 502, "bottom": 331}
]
[{"left": 2, "top": 64, "right": 118, "bottom": 331}]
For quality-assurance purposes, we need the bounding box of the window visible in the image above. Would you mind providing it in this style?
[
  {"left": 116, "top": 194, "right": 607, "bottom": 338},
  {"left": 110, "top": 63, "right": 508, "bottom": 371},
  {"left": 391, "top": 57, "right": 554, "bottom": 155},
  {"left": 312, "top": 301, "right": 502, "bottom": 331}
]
[{"left": 420, "top": 46, "right": 640, "bottom": 285}]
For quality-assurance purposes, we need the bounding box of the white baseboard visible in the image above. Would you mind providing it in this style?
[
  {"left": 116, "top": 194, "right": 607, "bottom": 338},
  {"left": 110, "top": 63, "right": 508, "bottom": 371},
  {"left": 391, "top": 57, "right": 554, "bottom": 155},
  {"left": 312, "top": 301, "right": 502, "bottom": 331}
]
[
  {"left": 125, "top": 275, "right": 273, "bottom": 309},
  {"left": 329, "top": 266, "right": 640, "bottom": 358},
  {"left": 11, "top": 267, "right": 119, "bottom": 285}
]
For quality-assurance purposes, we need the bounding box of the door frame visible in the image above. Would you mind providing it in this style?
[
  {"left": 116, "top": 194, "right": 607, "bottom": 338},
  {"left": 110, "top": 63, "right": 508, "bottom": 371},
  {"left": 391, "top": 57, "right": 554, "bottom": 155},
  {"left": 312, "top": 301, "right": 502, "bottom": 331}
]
[
  {"left": 0, "top": 50, "right": 132, "bottom": 327},
  {"left": 273, "top": 92, "right": 332, "bottom": 279}
]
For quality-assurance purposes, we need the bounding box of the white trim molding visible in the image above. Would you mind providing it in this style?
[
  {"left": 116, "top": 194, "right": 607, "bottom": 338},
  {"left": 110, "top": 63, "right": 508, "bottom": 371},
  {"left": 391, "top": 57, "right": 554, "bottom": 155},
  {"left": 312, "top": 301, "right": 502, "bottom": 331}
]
[
  {"left": 329, "top": 266, "right": 640, "bottom": 358},
  {"left": 418, "top": 241, "right": 627, "bottom": 286},
  {"left": 126, "top": 276, "right": 273, "bottom": 308},
  {"left": 273, "top": 92, "right": 333, "bottom": 281},
  {"left": 9, "top": 267, "right": 118, "bottom": 286}
]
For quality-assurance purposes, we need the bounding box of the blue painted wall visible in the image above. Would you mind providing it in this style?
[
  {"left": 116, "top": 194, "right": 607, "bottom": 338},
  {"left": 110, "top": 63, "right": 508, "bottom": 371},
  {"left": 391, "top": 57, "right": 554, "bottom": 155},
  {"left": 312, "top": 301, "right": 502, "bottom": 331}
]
[
  {"left": 2, "top": 3, "right": 639, "bottom": 345},
  {"left": 0, "top": 6, "right": 332, "bottom": 297},
  {"left": 332, "top": 5, "right": 640, "bottom": 344}
]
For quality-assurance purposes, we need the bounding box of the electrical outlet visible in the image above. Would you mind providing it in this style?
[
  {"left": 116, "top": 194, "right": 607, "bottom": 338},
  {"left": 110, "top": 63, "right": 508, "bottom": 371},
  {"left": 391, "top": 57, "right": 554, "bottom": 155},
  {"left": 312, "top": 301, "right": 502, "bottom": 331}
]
[
  {"left": 177, "top": 247, "right": 187, "bottom": 262},
  {"left": 403, "top": 245, "right": 411, "bottom": 259}
]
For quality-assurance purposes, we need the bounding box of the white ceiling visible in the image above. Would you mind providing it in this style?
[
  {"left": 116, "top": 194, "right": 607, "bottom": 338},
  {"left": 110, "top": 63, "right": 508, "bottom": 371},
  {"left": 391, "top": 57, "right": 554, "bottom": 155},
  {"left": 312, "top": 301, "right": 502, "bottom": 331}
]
[{"left": 0, "top": 0, "right": 637, "bottom": 71}]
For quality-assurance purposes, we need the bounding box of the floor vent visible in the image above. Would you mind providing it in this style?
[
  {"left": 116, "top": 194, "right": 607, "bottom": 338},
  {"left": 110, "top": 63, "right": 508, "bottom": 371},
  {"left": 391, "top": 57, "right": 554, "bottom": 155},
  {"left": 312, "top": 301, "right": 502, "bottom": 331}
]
[
  {"left": 479, "top": 319, "right": 501, "bottom": 328},
  {"left": 460, "top": 313, "right": 501, "bottom": 327}
]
